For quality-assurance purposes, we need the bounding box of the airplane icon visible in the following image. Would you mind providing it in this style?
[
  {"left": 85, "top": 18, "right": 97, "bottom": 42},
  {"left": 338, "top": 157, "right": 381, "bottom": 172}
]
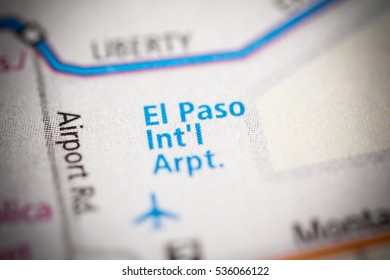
[{"left": 133, "top": 193, "right": 179, "bottom": 230}]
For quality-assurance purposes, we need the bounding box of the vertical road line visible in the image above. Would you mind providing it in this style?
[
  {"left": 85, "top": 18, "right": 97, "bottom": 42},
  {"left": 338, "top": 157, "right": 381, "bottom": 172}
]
[{"left": 33, "top": 53, "right": 74, "bottom": 259}]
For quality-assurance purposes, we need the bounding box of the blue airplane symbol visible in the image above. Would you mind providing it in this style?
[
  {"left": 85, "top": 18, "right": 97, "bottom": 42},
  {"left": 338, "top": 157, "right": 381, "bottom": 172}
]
[{"left": 133, "top": 193, "right": 179, "bottom": 230}]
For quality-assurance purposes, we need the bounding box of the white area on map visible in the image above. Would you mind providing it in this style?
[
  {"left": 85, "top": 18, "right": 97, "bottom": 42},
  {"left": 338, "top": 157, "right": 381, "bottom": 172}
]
[{"left": 257, "top": 9, "right": 390, "bottom": 171}]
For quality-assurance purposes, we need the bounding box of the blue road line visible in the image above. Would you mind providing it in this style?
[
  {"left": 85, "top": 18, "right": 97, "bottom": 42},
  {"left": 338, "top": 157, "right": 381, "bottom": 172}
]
[
  {"left": 0, "top": 0, "right": 338, "bottom": 76},
  {"left": 0, "top": 18, "right": 24, "bottom": 31}
]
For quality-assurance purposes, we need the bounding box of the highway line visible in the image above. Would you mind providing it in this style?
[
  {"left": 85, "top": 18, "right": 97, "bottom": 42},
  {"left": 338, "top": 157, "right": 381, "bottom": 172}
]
[{"left": 0, "top": 0, "right": 339, "bottom": 76}]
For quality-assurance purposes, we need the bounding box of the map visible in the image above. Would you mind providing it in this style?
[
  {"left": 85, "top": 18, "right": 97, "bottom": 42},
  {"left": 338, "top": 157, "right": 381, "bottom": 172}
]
[{"left": 1, "top": 0, "right": 390, "bottom": 259}]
